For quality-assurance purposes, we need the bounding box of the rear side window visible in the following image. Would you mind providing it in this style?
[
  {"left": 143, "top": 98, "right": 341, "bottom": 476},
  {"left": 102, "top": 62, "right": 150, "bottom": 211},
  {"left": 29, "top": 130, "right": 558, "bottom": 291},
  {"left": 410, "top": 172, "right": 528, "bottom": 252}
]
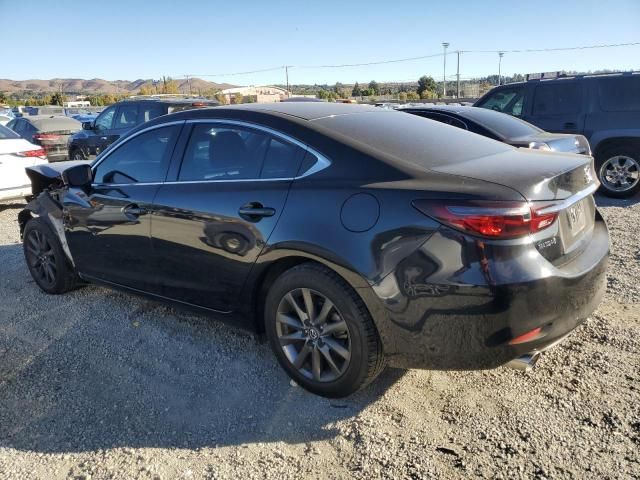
[
  {"left": 114, "top": 104, "right": 138, "bottom": 129},
  {"left": 94, "top": 125, "right": 180, "bottom": 184},
  {"left": 0, "top": 124, "right": 19, "bottom": 139},
  {"left": 532, "top": 82, "right": 582, "bottom": 115},
  {"left": 598, "top": 76, "right": 640, "bottom": 112},
  {"left": 141, "top": 103, "right": 165, "bottom": 122},
  {"left": 178, "top": 124, "right": 303, "bottom": 181}
]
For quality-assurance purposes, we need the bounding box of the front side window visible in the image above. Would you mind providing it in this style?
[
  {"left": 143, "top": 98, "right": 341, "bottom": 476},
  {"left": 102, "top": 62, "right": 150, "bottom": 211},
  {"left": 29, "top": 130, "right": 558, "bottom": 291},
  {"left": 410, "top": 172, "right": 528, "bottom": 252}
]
[
  {"left": 476, "top": 87, "right": 525, "bottom": 116},
  {"left": 93, "top": 125, "right": 180, "bottom": 184},
  {"left": 532, "top": 82, "right": 582, "bottom": 115},
  {"left": 141, "top": 103, "right": 165, "bottom": 123},
  {"left": 114, "top": 104, "right": 138, "bottom": 129},
  {"left": 178, "top": 124, "right": 303, "bottom": 181},
  {"left": 95, "top": 106, "right": 116, "bottom": 131}
]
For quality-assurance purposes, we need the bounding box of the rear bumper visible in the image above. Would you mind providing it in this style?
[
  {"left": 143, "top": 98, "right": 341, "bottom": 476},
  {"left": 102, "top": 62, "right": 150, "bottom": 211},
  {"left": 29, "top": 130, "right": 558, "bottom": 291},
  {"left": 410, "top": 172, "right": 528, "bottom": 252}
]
[{"left": 370, "top": 215, "right": 609, "bottom": 370}]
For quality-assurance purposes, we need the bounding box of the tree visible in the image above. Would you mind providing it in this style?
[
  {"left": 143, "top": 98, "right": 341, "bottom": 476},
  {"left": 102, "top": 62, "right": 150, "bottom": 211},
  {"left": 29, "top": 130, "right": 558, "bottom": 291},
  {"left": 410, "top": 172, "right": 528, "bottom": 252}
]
[
  {"left": 406, "top": 92, "right": 420, "bottom": 100},
  {"left": 316, "top": 89, "right": 329, "bottom": 100},
  {"left": 215, "top": 93, "right": 227, "bottom": 105},
  {"left": 0, "top": 92, "right": 7, "bottom": 104},
  {"left": 368, "top": 80, "right": 380, "bottom": 95},
  {"left": 398, "top": 92, "right": 408, "bottom": 102},
  {"left": 233, "top": 93, "right": 244, "bottom": 104},
  {"left": 351, "top": 82, "right": 362, "bottom": 97},
  {"left": 138, "top": 85, "right": 155, "bottom": 95},
  {"left": 50, "top": 92, "right": 66, "bottom": 106},
  {"left": 417, "top": 75, "right": 437, "bottom": 98},
  {"left": 333, "top": 82, "right": 344, "bottom": 94}
]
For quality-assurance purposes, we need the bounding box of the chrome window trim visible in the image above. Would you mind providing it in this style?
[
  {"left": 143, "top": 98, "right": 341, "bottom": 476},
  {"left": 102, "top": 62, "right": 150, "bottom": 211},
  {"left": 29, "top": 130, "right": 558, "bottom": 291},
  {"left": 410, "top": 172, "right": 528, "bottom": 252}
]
[
  {"left": 535, "top": 182, "right": 599, "bottom": 214},
  {"left": 91, "top": 118, "right": 331, "bottom": 187}
]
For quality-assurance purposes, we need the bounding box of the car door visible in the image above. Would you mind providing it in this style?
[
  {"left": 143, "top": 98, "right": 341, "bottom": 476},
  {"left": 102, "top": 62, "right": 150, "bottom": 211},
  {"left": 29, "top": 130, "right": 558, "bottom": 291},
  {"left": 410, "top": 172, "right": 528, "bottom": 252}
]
[
  {"left": 523, "top": 81, "right": 586, "bottom": 134},
  {"left": 151, "top": 120, "right": 306, "bottom": 312},
  {"left": 86, "top": 105, "right": 117, "bottom": 157},
  {"left": 64, "top": 122, "right": 184, "bottom": 293}
]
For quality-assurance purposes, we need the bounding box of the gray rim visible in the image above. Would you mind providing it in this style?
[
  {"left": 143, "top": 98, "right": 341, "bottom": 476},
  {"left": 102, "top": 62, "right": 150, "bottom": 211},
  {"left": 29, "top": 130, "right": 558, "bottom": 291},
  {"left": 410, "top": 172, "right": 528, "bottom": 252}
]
[
  {"left": 276, "top": 288, "right": 351, "bottom": 383},
  {"left": 25, "top": 229, "right": 56, "bottom": 287},
  {"left": 600, "top": 155, "right": 640, "bottom": 192},
  {"left": 73, "top": 152, "right": 84, "bottom": 160}
]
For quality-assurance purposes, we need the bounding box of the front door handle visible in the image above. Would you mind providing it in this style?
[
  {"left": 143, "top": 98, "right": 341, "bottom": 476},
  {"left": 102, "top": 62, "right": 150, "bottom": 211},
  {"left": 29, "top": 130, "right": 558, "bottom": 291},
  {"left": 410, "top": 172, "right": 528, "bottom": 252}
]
[
  {"left": 563, "top": 122, "right": 577, "bottom": 130},
  {"left": 122, "top": 204, "right": 148, "bottom": 217},
  {"left": 238, "top": 202, "right": 275, "bottom": 220}
]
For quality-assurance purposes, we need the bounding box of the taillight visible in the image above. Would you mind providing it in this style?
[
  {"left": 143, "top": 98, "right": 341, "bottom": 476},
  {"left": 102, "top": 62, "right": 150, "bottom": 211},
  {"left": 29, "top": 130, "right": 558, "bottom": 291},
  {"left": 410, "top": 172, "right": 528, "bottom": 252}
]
[
  {"left": 16, "top": 148, "right": 46, "bottom": 158},
  {"left": 33, "top": 133, "right": 61, "bottom": 141},
  {"left": 413, "top": 200, "right": 558, "bottom": 239}
]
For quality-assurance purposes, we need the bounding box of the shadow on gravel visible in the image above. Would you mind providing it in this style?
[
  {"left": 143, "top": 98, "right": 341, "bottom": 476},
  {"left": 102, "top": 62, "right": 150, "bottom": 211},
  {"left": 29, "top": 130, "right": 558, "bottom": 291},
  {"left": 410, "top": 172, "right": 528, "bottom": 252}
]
[
  {"left": 0, "top": 243, "right": 405, "bottom": 454},
  {"left": 594, "top": 193, "right": 640, "bottom": 208}
]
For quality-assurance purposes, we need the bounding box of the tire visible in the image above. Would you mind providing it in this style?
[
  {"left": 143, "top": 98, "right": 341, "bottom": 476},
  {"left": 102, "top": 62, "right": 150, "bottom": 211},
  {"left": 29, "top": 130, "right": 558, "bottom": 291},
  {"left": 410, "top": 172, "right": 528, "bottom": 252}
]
[
  {"left": 265, "top": 263, "right": 386, "bottom": 397},
  {"left": 596, "top": 144, "right": 640, "bottom": 198},
  {"left": 23, "top": 217, "right": 78, "bottom": 294},
  {"left": 70, "top": 148, "right": 86, "bottom": 160}
]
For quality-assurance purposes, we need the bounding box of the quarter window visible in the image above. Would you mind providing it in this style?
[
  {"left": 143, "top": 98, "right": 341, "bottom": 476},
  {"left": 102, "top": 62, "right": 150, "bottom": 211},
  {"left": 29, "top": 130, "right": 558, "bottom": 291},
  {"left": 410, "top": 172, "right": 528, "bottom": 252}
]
[
  {"left": 178, "top": 124, "right": 304, "bottom": 181},
  {"left": 93, "top": 125, "right": 180, "bottom": 184},
  {"left": 532, "top": 83, "right": 582, "bottom": 115},
  {"left": 598, "top": 76, "right": 640, "bottom": 112}
]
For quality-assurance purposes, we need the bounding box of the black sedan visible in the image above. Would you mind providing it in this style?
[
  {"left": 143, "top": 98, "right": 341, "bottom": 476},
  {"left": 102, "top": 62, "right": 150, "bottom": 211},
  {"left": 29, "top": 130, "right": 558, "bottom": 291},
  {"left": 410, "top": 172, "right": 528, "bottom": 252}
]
[
  {"left": 19, "top": 103, "right": 608, "bottom": 397},
  {"left": 401, "top": 105, "right": 592, "bottom": 155}
]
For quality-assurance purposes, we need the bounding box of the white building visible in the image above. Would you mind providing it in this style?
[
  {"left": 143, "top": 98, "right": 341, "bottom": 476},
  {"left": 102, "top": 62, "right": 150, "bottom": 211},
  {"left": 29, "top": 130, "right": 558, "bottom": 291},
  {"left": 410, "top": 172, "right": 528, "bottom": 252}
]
[{"left": 218, "top": 86, "right": 291, "bottom": 104}]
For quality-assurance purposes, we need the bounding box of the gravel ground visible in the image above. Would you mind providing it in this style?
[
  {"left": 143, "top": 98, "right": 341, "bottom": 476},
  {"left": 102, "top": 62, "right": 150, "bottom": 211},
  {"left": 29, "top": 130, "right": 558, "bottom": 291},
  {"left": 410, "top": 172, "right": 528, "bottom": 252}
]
[{"left": 0, "top": 196, "right": 638, "bottom": 480}]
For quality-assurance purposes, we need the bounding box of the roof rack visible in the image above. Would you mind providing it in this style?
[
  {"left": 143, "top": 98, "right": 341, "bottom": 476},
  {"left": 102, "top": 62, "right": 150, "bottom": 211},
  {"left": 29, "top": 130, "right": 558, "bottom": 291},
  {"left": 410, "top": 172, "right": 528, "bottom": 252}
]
[{"left": 526, "top": 70, "right": 639, "bottom": 82}]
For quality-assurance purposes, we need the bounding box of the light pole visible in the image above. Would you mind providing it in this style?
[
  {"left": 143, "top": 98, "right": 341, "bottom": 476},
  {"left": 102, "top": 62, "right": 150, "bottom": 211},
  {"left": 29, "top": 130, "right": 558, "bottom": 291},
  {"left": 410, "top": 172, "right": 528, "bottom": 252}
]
[
  {"left": 456, "top": 50, "right": 461, "bottom": 99},
  {"left": 498, "top": 52, "right": 504, "bottom": 86},
  {"left": 442, "top": 42, "right": 449, "bottom": 98}
]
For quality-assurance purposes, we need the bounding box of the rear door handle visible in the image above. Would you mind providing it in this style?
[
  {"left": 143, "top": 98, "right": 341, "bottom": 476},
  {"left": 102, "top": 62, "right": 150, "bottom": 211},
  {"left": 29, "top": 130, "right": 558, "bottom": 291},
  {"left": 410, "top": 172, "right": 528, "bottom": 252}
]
[
  {"left": 238, "top": 202, "right": 275, "bottom": 219},
  {"left": 563, "top": 122, "right": 577, "bottom": 129},
  {"left": 122, "top": 204, "right": 148, "bottom": 217}
]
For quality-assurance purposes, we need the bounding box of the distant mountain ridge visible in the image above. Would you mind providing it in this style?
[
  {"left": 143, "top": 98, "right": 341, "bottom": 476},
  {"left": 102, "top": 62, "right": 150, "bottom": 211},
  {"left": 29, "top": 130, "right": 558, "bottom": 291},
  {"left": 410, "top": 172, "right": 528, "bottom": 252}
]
[{"left": 0, "top": 78, "right": 236, "bottom": 95}]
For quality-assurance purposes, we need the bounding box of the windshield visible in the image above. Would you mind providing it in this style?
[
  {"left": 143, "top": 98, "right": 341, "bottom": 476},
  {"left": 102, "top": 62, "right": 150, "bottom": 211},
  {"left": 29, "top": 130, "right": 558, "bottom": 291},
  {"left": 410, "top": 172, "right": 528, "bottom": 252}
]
[{"left": 0, "top": 124, "right": 20, "bottom": 139}]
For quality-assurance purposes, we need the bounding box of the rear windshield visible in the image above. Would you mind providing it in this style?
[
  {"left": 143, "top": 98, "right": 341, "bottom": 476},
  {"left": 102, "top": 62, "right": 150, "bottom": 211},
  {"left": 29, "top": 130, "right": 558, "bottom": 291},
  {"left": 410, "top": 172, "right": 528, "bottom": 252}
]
[
  {"left": 313, "top": 111, "right": 511, "bottom": 169},
  {"left": 30, "top": 117, "right": 81, "bottom": 131},
  {"left": 597, "top": 75, "right": 640, "bottom": 112},
  {"left": 0, "top": 124, "right": 20, "bottom": 139},
  {"left": 459, "top": 108, "right": 542, "bottom": 139}
]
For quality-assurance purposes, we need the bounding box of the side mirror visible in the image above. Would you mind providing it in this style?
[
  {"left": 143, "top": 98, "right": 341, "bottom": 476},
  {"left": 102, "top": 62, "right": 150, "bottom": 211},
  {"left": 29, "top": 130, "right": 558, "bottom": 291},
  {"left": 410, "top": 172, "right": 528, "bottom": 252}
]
[
  {"left": 62, "top": 164, "right": 93, "bottom": 188},
  {"left": 82, "top": 121, "right": 95, "bottom": 131}
]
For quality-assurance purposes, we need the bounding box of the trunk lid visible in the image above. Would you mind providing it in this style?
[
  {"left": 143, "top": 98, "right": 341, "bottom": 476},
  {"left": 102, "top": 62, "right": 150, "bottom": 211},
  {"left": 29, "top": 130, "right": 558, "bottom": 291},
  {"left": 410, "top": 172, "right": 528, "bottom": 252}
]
[
  {"left": 428, "top": 148, "right": 597, "bottom": 201},
  {"left": 33, "top": 130, "right": 75, "bottom": 160}
]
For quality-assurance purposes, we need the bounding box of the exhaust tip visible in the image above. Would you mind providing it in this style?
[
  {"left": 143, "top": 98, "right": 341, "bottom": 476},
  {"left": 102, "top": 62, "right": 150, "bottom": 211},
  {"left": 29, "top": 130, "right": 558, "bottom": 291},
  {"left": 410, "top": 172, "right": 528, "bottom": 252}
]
[{"left": 505, "top": 352, "right": 540, "bottom": 372}]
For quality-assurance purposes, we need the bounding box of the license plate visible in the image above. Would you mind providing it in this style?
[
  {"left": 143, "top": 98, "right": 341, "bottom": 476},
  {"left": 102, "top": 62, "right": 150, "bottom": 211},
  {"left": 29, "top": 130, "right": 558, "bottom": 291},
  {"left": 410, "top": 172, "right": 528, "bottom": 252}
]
[{"left": 567, "top": 200, "right": 586, "bottom": 234}]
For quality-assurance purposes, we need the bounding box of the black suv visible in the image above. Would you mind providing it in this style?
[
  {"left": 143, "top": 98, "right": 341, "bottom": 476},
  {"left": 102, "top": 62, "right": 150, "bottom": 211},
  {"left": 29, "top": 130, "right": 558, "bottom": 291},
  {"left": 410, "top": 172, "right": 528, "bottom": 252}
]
[
  {"left": 474, "top": 72, "right": 640, "bottom": 198},
  {"left": 68, "top": 97, "right": 218, "bottom": 160}
]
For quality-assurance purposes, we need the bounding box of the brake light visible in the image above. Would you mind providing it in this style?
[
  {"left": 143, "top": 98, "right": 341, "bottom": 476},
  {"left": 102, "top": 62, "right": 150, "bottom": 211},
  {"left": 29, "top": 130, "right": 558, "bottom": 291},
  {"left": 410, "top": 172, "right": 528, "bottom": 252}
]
[
  {"left": 413, "top": 200, "right": 558, "bottom": 239},
  {"left": 191, "top": 102, "right": 207, "bottom": 107},
  {"left": 33, "top": 133, "right": 61, "bottom": 141},
  {"left": 16, "top": 148, "right": 46, "bottom": 157}
]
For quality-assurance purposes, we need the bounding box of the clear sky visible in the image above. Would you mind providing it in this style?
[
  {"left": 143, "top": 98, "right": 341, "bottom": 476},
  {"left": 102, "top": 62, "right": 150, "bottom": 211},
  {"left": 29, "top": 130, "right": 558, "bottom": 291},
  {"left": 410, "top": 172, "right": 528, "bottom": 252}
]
[{"left": 2, "top": 0, "right": 639, "bottom": 86}]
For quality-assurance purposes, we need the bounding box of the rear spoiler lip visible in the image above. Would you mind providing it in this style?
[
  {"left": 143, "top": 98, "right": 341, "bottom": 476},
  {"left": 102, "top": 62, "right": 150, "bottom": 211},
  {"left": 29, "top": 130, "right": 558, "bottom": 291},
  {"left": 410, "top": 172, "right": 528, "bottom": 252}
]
[{"left": 535, "top": 182, "right": 599, "bottom": 214}]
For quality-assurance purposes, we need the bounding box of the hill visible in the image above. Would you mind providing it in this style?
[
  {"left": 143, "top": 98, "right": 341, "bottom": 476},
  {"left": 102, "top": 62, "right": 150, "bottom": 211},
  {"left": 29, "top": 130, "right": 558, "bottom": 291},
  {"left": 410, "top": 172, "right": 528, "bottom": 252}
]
[{"left": 0, "top": 78, "right": 235, "bottom": 95}]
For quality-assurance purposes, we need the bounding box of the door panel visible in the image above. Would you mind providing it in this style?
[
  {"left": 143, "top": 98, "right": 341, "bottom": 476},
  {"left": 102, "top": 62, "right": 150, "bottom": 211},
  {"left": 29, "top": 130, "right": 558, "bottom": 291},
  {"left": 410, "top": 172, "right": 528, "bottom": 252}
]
[
  {"left": 152, "top": 181, "right": 290, "bottom": 312},
  {"left": 65, "top": 184, "right": 161, "bottom": 292}
]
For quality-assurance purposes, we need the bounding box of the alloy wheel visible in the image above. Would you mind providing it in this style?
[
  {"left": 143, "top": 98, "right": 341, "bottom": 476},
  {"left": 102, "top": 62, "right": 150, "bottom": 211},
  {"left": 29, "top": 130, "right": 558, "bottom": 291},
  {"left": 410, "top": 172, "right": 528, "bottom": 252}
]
[
  {"left": 25, "top": 229, "right": 57, "bottom": 288},
  {"left": 600, "top": 155, "right": 640, "bottom": 192},
  {"left": 276, "top": 288, "right": 351, "bottom": 382}
]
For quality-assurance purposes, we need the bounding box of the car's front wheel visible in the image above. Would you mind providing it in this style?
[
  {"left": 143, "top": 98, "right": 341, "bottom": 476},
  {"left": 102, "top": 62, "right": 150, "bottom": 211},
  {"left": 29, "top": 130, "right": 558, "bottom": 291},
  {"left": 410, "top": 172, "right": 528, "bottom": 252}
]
[
  {"left": 70, "top": 148, "right": 86, "bottom": 160},
  {"left": 23, "top": 217, "right": 78, "bottom": 294},
  {"left": 597, "top": 145, "right": 640, "bottom": 198},
  {"left": 265, "top": 263, "right": 385, "bottom": 397}
]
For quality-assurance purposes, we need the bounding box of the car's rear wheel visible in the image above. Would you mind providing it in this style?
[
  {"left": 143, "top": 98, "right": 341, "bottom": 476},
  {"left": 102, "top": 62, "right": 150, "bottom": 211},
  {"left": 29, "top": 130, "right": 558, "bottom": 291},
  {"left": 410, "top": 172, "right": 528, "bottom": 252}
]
[
  {"left": 23, "top": 217, "right": 78, "bottom": 294},
  {"left": 265, "top": 263, "right": 385, "bottom": 397},
  {"left": 596, "top": 145, "right": 640, "bottom": 198}
]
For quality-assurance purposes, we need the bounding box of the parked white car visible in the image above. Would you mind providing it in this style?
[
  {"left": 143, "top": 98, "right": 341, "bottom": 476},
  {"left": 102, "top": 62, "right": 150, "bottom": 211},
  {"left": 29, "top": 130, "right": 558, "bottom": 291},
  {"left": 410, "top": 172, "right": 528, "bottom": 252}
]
[{"left": 0, "top": 124, "right": 47, "bottom": 202}]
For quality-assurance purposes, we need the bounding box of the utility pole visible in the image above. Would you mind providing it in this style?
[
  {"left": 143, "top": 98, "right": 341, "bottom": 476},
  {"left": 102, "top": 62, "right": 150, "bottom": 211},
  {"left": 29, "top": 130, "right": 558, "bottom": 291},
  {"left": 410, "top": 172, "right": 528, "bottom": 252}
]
[
  {"left": 285, "top": 66, "right": 290, "bottom": 97},
  {"left": 442, "top": 42, "right": 449, "bottom": 99},
  {"left": 498, "top": 52, "right": 504, "bottom": 86},
  {"left": 456, "top": 51, "right": 461, "bottom": 99},
  {"left": 186, "top": 75, "right": 192, "bottom": 95}
]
